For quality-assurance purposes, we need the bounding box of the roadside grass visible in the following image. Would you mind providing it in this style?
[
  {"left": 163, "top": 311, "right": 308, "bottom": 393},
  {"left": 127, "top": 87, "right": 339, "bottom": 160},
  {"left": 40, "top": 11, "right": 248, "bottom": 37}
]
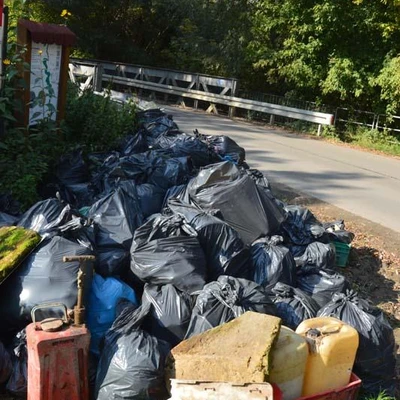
[
  {"left": 285, "top": 121, "right": 400, "bottom": 157},
  {"left": 360, "top": 391, "right": 396, "bottom": 400}
]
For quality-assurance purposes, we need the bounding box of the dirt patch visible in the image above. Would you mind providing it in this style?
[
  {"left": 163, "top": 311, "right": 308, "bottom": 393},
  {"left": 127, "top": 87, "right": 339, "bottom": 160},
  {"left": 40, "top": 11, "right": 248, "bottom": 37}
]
[{"left": 271, "top": 180, "right": 400, "bottom": 394}]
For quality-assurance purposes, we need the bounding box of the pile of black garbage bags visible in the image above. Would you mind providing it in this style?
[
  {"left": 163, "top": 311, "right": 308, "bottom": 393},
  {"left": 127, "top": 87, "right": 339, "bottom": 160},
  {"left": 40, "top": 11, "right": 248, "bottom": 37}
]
[{"left": 0, "top": 108, "right": 397, "bottom": 399}]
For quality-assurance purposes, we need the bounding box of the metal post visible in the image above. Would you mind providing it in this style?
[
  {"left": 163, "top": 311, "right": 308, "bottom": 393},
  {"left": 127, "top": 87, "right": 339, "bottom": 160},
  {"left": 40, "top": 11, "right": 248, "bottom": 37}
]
[
  {"left": 317, "top": 124, "right": 322, "bottom": 136},
  {"left": 269, "top": 114, "right": 275, "bottom": 125},
  {"left": 229, "top": 79, "right": 238, "bottom": 118},
  {"left": 194, "top": 74, "right": 200, "bottom": 110},
  {"left": 93, "top": 64, "right": 103, "bottom": 92}
]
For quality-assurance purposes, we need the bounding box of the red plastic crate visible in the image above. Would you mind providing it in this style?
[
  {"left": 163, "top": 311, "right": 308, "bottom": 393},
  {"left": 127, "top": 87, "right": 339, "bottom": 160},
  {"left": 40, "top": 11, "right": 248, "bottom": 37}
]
[{"left": 295, "top": 373, "right": 361, "bottom": 400}]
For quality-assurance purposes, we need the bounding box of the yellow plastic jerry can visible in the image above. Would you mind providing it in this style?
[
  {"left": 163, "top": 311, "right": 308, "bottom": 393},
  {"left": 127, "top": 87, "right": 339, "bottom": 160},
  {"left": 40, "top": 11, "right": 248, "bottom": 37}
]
[
  {"left": 295, "top": 317, "right": 359, "bottom": 397},
  {"left": 269, "top": 326, "right": 309, "bottom": 400}
]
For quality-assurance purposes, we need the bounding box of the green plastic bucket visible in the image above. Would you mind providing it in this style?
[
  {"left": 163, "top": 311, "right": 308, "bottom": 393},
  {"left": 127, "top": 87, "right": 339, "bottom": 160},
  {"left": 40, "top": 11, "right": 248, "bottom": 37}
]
[{"left": 333, "top": 241, "right": 351, "bottom": 267}]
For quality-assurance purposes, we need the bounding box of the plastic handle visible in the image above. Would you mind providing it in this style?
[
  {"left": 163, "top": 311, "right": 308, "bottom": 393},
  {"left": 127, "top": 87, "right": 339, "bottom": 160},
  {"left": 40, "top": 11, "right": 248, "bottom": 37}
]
[{"left": 31, "top": 302, "right": 68, "bottom": 325}]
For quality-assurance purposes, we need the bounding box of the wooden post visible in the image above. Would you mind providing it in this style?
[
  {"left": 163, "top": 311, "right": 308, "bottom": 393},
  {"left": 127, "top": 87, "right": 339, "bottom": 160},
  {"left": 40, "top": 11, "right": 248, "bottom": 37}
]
[{"left": 56, "top": 46, "right": 70, "bottom": 123}]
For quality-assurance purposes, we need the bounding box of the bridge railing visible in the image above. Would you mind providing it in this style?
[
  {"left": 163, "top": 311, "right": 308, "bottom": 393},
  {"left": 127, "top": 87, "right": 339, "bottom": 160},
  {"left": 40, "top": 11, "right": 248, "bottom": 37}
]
[{"left": 69, "top": 58, "right": 336, "bottom": 131}]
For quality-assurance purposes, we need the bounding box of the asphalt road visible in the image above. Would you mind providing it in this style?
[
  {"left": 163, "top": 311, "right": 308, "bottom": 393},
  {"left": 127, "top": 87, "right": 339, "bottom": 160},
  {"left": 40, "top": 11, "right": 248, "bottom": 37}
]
[{"left": 164, "top": 105, "right": 400, "bottom": 233}]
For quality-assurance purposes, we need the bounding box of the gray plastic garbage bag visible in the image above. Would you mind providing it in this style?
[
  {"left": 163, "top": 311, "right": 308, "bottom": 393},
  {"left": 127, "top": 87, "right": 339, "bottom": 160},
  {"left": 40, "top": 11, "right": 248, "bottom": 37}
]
[
  {"left": 0, "top": 235, "right": 93, "bottom": 335},
  {"left": 282, "top": 205, "right": 326, "bottom": 246},
  {"left": 318, "top": 291, "right": 396, "bottom": 396},
  {"left": 6, "top": 330, "right": 27, "bottom": 397},
  {"left": 186, "top": 161, "right": 284, "bottom": 244},
  {"left": 131, "top": 215, "right": 207, "bottom": 294},
  {"left": 295, "top": 241, "right": 336, "bottom": 269},
  {"left": 95, "top": 303, "right": 170, "bottom": 400},
  {"left": 168, "top": 199, "right": 250, "bottom": 280},
  {"left": 89, "top": 184, "right": 144, "bottom": 276},
  {"left": 185, "top": 275, "right": 276, "bottom": 338},
  {"left": 0, "top": 212, "right": 18, "bottom": 227},
  {"left": 17, "top": 198, "right": 72, "bottom": 236},
  {"left": 0, "top": 340, "right": 12, "bottom": 384},
  {"left": 271, "top": 282, "right": 320, "bottom": 330},
  {"left": 142, "top": 284, "right": 194, "bottom": 347},
  {"left": 249, "top": 236, "right": 297, "bottom": 292},
  {"left": 296, "top": 266, "right": 349, "bottom": 308},
  {"left": 323, "top": 220, "right": 355, "bottom": 244}
]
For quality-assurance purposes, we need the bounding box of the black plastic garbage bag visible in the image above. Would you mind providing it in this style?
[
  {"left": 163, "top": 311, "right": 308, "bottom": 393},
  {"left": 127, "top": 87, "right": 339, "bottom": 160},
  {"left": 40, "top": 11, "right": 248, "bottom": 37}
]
[
  {"left": 56, "top": 149, "right": 90, "bottom": 185},
  {"left": 0, "top": 340, "right": 12, "bottom": 384},
  {"left": 136, "top": 184, "right": 166, "bottom": 218},
  {"left": 92, "top": 150, "right": 190, "bottom": 194},
  {"left": 142, "top": 284, "right": 193, "bottom": 347},
  {"left": 148, "top": 156, "right": 191, "bottom": 190},
  {"left": 0, "top": 193, "right": 21, "bottom": 216},
  {"left": 132, "top": 214, "right": 197, "bottom": 247},
  {"left": 323, "top": 220, "right": 355, "bottom": 244},
  {"left": 162, "top": 184, "right": 188, "bottom": 209},
  {"left": 59, "top": 182, "right": 97, "bottom": 209},
  {"left": 168, "top": 199, "right": 251, "bottom": 280},
  {"left": 54, "top": 150, "right": 93, "bottom": 207},
  {"left": 206, "top": 135, "right": 246, "bottom": 164},
  {"left": 318, "top": 291, "right": 397, "bottom": 396},
  {"left": 154, "top": 132, "right": 215, "bottom": 167},
  {"left": 6, "top": 330, "right": 27, "bottom": 397},
  {"left": 89, "top": 184, "right": 144, "bottom": 276},
  {"left": 91, "top": 153, "right": 148, "bottom": 194},
  {"left": 187, "top": 161, "right": 284, "bottom": 244},
  {"left": 271, "top": 282, "right": 320, "bottom": 330},
  {"left": 0, "top": 235, "right": 94, "bottom": 335},
  {"left": 282, "top": 205, "right": 326, "bottom": 246},
  {"left": 119, "top": 129, "right": 148, "bottom": 156},
  {"left": 249, "top": 236, "right": 297, "bottom": 292},
  {"left": 143, "top": 115, "right": 178, "bottom": 144},
  {"left": 17, "top": 198, "right": 73, "bottom": 236},
  {"left": 185, "top": 275, "right": 276, "bottom": 338},
  {"left": 297, "top": 267, "right": 349, "bottom": 308},
  {"left": 131, "top": 214, "right": 207, "bottom": 293},
  {"left": 0, "top": 212, "right": 18, "bottom": 227},
  {"left": 131, "top": 238, "right": 207, "bottom": 293},
  {"left": 137, "top": 108, "right": 168, "bottom": 125},
  {"left": 245, "top": 169, "right": 271, "bottom": 190},
  {"left": 295, "top": 242, "right": 336, "bottom": 269},
  {"left": 95, "top": 303, "right": 170, "bottom": 400}
]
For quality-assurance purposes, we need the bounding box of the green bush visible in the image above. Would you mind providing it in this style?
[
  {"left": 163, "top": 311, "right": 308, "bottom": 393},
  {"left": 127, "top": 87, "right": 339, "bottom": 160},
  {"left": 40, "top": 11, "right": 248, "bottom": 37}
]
[
  {"left": 64, "top": 83, "right": 137, "bottom": 152},
  {"left": 0, "top": 83, "right": 137, "bottom": 212},
  {"left": 0, "top": 130, "right": 49, "bottom": 209}
]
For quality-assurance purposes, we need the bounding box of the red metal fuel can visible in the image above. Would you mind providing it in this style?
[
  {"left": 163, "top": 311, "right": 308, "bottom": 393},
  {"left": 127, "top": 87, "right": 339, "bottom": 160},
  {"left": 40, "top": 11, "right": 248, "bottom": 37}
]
[{"left": 26, "top": 303, "right": 90, "bottom": 400}]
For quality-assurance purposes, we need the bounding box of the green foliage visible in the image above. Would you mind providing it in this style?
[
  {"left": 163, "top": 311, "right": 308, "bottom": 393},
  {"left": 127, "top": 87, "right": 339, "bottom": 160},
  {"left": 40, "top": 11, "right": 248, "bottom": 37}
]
[
  {"left": 373, "top": 55, "right": 400, "bottom": 116},
  {"left": 6, "top": 0, "right": 400, "bottom": 115},
  {"left": 321, "top": 125, "right": 341, "bottom": 141},
  {"left": 360, "top": 391, "right": 396, "bottom": 400},
  {"left": 0, "top": 130, "right": 50, "bottom": 209},
  {"left": 0, "top": 83, "right": 137, "bottom": 211},
  {"left": 64, "top": 83, "right": 137, "bottom": 152}
]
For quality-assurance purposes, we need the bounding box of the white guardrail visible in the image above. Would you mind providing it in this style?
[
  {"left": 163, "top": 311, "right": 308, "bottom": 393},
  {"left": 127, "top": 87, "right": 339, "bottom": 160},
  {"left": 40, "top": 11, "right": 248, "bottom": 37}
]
[{"left": 69, "top": 59, "right": 334, "bottom": 130}]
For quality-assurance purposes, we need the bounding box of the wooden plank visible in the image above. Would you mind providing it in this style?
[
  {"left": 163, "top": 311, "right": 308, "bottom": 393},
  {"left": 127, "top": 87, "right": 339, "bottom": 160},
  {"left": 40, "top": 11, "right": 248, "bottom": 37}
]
[{"left": 57, "top": 46, "right": 70, "bottom": 122}]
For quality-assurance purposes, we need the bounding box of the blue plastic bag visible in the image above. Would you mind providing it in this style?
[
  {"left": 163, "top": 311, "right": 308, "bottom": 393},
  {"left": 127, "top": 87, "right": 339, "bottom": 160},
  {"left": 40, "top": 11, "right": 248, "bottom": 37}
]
[{"left": 87, "top": 274, "right": 138, "bottom": 355}]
